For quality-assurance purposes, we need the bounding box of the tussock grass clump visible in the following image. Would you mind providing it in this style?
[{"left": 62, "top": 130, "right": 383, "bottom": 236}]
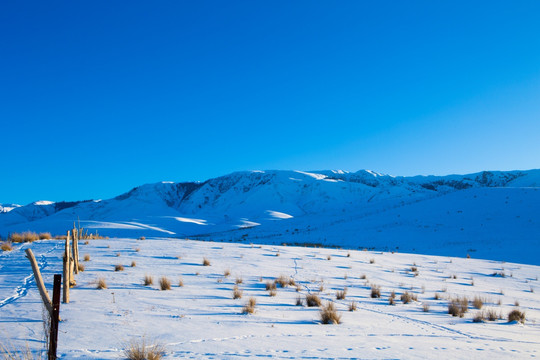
[
  {"left": 139, "top": 236, "right": 146, "bottom": 240},
  {"left": 159, "top": 276, "right": 171, "bottom": 290},
  {"left": 202, "top": 257, "right": 211, "bottom": 266},
  {"left": 269, "top": 289, "right": 277, "bottom": 297},
  {"left": 116, "top": 253, "right": 121, "bottom": 257},
  {"left": 448, "top": 297, "right": 469, "bottom": 317},
  {"left": 233, "top": 285, "right": 243, "bottom": 299},
  {"left": 508, "top": 309, "right": 525, "bottom": 324},
  {"left": 115, "top": 264, "right": 124, "bottom": 272},
  {"left": 39, "top": 232, "right": 52, "bottom": 240},
  {"left": 370, "top": 284, "right": 381, "bottom": 298},
  {"left": 135, "top": 248, "right": 141, "bottom": 252},
  {"left": 336, "top": 288, "right": 347, "bottom": 300},
  {"left": 144, "top": 275, "right": 154, "bottom": 286},
  {"left": 124, "top": 338, "right": 164, "bottom": 360},
  {"left": 320, "top": 302, "right": 341, "bottom": 324},
  {"left": 306, "top": 293, "right": 322, "bottom": 307},
  {"left": 422, "top": 302, "right": 430, "bottom": 312},
  {"left": 348, "top": 301, "right": 357, "bottom": 311},
  {"left": 401, "top": 291, "right": 417, "bottom": 304},
  {"left": 9, "top": 231, "right": 39, "bottom": 243},
  {"left": 369, "top": 258, "right": 375, "bottom": 264},
  {"left": 1, "top": 242, "right": 13, "bottom": 251},
  {"left": 131, "top": 261, "right": 137, "bottom": 267},
  {"left": 224, "top": 269, "right": 231, "bottom": 277},
  {"left": 77, "top": 263, "right": 85, "bottom": 272},
  {"left": 486, "top": 308, "right": 501, "bottom": 321},
  {"left": 275, "top": 275, "right": 290, "bottom": 288},
  {"left": 242, "top": 297, "right": 257, "bottom": 314},
  {"left": 265, "top": 281, "right": 277, "bottom": 291},
  {"left": 434, "top": 293, "right": 442, "bottom": 300},
  {"left": 296, "top": 296, "right": 303, "bottom": 306},
  {"left": 83, "top": 254, "right": 90, "bottom": 261},
  {"left": 178, "top": 278, "right": 184, "bottom": 287},
  {"left": 473, "top": 311, "right": 485, "bottom": 323},
  {"left": 235, "top": 277, "right": 243, "bottom": 285},
  {"left": 96, "top": 277, "right": 107, "bottom": 289},
  {"left": 327, "top": 255, "right": 332, "bottom": 260},
  {"left": 473, "top": 296, "right": 484, "bottom": 309}
]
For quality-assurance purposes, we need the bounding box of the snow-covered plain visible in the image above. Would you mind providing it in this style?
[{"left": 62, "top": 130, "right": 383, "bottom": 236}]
[{"left": 1, "top": 237, "right": 539, "bottom": 359}]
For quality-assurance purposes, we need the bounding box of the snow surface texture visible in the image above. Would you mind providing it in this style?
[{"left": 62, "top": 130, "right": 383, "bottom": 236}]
[
  {"left": 1, "top": 238, "right": 539, "bottom": 359},
  {"left": 1, "top": 169, "right": 539, "bottom": 264}
]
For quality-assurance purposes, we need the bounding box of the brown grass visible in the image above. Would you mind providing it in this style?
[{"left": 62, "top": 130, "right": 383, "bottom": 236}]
[
  {"left": 83, "top": 254, "right": 90, "bottom": 261},
  {"left": 296, "top": 296, "right": 303, "bottom": 306},
  {"left": 370, "top": 284, "right": 381, "bottom": 298},
  {"left": 96, "top": 277, "right": 107, "bottom": 289},
  {"left": 275, "top": 275, "right": 290, "bottom": 288},
  {"left": 265, "top": 281, "right": 277, "bottom": 291},
  {"left": 269, "top": 289, "right": 277, "bottom": 297},
  {"left": 139, "top": 236, "right": 146, "bottom": 240},
  {"left": 448, "top": 297, "right": 469, "bottom": 317},
  {"left": 401, "top": 291, "right": 417, "bottom": 304},
  {"left": 9, "top": 231, "right": 39, "bottom": 243},
  {"left": 348, "top": 301, "right": 357, "bottom": 311},
  {"left": 115, "top": 264, "right": 124, "bottom": 272},
  {"left": 202, "top": 257, "right": 211, "bottom": 266},
  {"left": 235, "top": 277, "right": 243, "bottom": 285},
  {"left": 369, "top": 258, "right": 375, "bottom": 264},
  {"left": 473, "top": 296, "right": 484, "bottom": 309},
  {"left": 159, "top": 276, "right": 171, "bottom": 290},
  {"left": 144, "top": 275, "right": 154, "bottom": 286},
  {"left": 336, "top": 288, "right": 347, "bottom": 300},
  {"left": 38, "top": 232, "right": 52, "bottom": 240},
  {"left": 1, "top": 242, "right": 13, "bottom": 251},
  {"left": 320, "top": 302, "right": 341, "bottom": 324},
  {"left": 224, "top": 269, "right": 231, "bottom": 277},
  {"left": 178, "top": 278, "right": 184, "bottom": 287},
  {"left": 77, "top": 263, "right": 85, "bottom": 272},
  {"left": 233, "top": 285, "right": 243, "bottom": 299},
  {"left": 124, "top": 338, "right": 164, "bottom": 360},
  {"left": 242, "top": 297, "right": 257, "bottom": 314},
  {"left": 508, "top": 309, "right": 525, "bottom": 324},
  {"left": 131, "top": 261, "right": 137, "bottom": 267},
  {"left": 306, "top": 293, "right": 322, "bottom": 307},
  {"left": 422, "top": 302, "right": 430, "bottom": 312}
]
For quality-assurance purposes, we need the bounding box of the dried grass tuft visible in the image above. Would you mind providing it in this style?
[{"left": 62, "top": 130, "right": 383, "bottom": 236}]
[
  {"left": 96, "top": 277, "right": 107, "bottom": 289},
  {"left": 124, "top": 338, "right": 165, "bottom": 360},
  {"left": 159, "top": 276, "right": 171, "bottom": 290},
  {"left": 242, "top": 297, "right": 257, "bottom": 314},
  {"left": 144, "top": 275, "right": 154, "bottom": 286},
  {"left": 320, "top": 302, "right": 341, "bottom": 324},
  {"left": 306, "top": 293, "right": 322, "bottom": 307}
]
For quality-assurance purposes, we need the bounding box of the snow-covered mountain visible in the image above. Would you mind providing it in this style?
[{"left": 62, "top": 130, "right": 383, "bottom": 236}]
[{"left": 1, "top": 169, "right": 539, "bottom": 263}]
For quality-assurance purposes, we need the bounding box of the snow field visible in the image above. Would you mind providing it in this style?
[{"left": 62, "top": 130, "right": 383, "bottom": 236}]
[{"left": 1, "top": 238, "right": 539, "bottom": 359}]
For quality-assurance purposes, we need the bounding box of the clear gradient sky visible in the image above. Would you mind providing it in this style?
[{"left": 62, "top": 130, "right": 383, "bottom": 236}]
[{"left": 1, "top": 1, "right": 539, "bottom": 205}]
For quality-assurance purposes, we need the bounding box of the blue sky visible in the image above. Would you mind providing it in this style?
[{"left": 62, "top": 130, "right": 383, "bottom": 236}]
[{"left": 1, "top": 1, "right": 539, "bottom": 204}]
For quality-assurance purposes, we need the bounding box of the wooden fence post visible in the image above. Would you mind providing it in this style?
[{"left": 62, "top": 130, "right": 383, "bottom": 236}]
[
  {"left": 24, "top": 249, "right": 53, "bottom": 316},
  {"left": 63, "top": 232, "right": 70, "bottom": 303},
  {"left": 72, "top": 229, "right": 79, "bottom": 275},
  {"left": 48, "top": 274, "right": 61, "bottom": 360}
]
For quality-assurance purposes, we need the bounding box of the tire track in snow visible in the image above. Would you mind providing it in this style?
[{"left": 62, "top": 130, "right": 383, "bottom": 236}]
[{"left": 0, "top": 243, "right": 59, "bottom": 308}]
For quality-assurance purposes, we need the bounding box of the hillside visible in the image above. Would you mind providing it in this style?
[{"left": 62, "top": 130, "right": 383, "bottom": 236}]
[{"left": 1, "top": 169, "right": 539, "bottom": 264}]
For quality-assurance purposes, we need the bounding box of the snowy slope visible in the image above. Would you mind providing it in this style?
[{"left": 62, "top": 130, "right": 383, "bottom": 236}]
[{"left": 1, "top": 169, "right": 539, "bottom": 264}]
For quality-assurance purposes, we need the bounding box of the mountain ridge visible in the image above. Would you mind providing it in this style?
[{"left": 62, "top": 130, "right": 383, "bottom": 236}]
[{"left": 1, "top": 168, "right": 539, "bottom": 264}]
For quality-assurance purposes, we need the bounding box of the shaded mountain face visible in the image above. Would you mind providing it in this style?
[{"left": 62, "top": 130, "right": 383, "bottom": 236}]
[{"left": 1, "top": 169, "right": 539, "bottom": 264}]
